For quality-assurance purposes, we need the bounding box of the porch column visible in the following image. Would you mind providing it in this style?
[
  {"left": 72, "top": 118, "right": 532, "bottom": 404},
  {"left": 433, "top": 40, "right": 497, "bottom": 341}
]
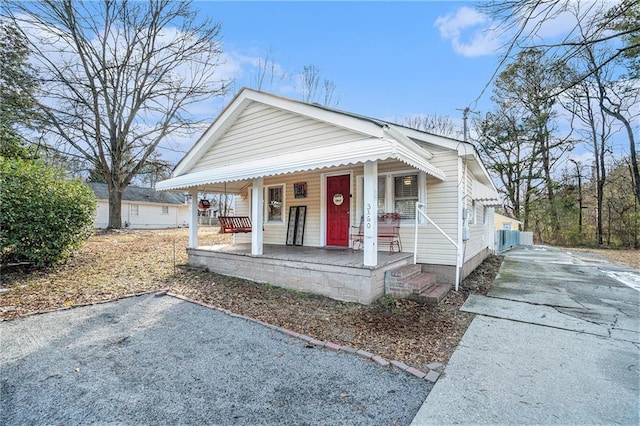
[
  {"left": 363, "top": 161, "right": 378, "bottom": 266},
  {"left": 251, "top": 177, "right": 264, "bottom": 255},
  {"left": 188, "top": 188, "right": 199, "bottom": 248}
]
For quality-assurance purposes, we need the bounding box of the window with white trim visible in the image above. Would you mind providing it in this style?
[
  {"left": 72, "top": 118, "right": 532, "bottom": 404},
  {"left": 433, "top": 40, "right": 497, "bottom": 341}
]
[
  {"left": 266, "top": 185, "right": 284, "bottom": 222},
  {"left": 130, "top": 204, "right": 139, "bottom": 216},
  {"left": 357, "top": 171, "right": 426, "bottom": 222},
  {"left": 394, "top": 174, "right": 419, "bottom": 219},
  {"left": 161, "top": 206, "right": 169, "bottom": 215}
]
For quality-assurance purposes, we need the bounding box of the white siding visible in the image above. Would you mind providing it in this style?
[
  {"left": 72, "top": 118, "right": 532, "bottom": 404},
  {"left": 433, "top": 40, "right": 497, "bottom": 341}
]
[
  {"left": 411, "top": 150, "right": 460, "bottom": 266},
  {"left": 462, "top": 168, "right": 494, "bottom": 262},
  {"left": 234, "top": 169, "right": 344, "bottom": 247},
  {"left": 189, "top": 102, "right": 367, "bottom": 174},
  {"left": 233, "top": 158, "right": 464, "bottom": 267},
  {"left": 93, "top": 200, "right": 188, "bottom": 229},
  {"left": 94, "top": 201, "right": 110, "bottom": 228}
]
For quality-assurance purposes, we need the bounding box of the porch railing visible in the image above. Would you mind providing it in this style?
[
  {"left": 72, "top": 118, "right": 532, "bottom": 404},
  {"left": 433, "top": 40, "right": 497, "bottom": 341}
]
[{"left": 414, "top": 202, "right": 461, "bottom": 291}]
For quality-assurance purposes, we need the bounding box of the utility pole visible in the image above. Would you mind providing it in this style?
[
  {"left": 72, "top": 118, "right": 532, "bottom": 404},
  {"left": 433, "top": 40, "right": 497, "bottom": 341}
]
[{"left": 462, "top": 107, "right": 469, "bottom": 142}]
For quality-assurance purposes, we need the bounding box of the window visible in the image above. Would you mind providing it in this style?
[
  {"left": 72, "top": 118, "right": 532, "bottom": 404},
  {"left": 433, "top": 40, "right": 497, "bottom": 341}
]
[
  {"left": 357, "top": 172, "right": 424, "bottom": 222},
  {"left": 130, "top": 204, "right": 139, "bottom": 216},
  {"left": 469, "top": 200, "right": 477, "bottom": 225},
  {"left": 482, "top": 205, "right": 488, "bottom": 225},
  {"left": 394, "top": 174, "right": 418, "bottom": 219},
  {"left": 377, "top": 176, "right": 386, "bottom": 215},
  {"left": 161, "top": 206, "right": 169, "bottom": 215},
  {"left": 266, "top": 185, "right": 284, "bottom": 222}
]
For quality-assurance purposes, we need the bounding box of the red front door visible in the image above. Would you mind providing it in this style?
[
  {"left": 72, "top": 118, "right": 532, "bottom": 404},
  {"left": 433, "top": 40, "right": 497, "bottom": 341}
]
[{"left": 326, "top": 174, "right": 350, "bottom": 246}]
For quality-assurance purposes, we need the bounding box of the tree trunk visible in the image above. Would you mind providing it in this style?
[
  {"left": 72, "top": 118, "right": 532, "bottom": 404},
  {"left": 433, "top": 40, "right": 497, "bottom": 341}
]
[
  {"left": 600, "top": 102, "right": 639, "bottom": 205},
  {"left": 107, "top": 184, "right": 123, "bottom": 229}
]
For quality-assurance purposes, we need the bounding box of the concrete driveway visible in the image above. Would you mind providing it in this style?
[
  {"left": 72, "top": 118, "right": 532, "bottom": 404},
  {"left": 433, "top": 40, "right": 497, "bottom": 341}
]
[
  {"left": 0, "top": 293, "right": 430, "bottom": 425},
  {"left": 412, "top": 246, "right": 640, "bottom": 425}
]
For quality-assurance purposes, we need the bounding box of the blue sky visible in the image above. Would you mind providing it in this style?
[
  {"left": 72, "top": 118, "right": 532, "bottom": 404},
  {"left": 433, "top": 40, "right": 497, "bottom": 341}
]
[
  {"left": 197, "top": 1, "right": 502, "bottom": 124},
  {"left": 184, "top": 1, "right": 636, "bottom": 168}
]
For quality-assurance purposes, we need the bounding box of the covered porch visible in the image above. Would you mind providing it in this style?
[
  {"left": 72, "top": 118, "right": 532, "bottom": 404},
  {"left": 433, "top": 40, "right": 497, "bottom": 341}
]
[
  {"left": 188, "top": 244, "right": 414, "bottom": 304},
  {"left": 155, "top": 89, "right": 455, "bottom": 303}
]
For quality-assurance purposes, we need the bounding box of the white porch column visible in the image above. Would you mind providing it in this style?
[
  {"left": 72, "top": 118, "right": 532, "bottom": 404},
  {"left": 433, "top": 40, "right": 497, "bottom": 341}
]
[
  {"left": 188, "top": 188, "right": 199, "bottom": 248},
  {"left": 251, "top": 177, "right": 264, "bottom": 255},
  {"left": 363, "top": 161, "right": 378, "bottom": 266}
]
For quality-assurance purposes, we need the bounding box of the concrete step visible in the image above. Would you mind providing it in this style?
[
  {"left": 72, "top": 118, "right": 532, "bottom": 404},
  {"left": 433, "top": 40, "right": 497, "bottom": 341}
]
[
  {"left": 413, "top": 283, "right": 451, "bottom": 306},
  {"left": 386, "top": 264, "right": 422, "bottom": 280}
]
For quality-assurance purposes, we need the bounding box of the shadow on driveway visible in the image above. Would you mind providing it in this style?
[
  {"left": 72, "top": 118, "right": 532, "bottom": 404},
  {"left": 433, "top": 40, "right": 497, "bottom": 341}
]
[{"left": 1, "top": 294, "right": 430, "bottom": 425}]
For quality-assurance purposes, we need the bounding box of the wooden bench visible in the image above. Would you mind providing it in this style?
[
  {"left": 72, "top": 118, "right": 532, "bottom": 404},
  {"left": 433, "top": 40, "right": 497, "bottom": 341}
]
[
  {"left": 218, "top": 216, "right": 252, "bottom": 234},
  {"left": 351, "top": 213, "right": 402, "bottom": 253}
]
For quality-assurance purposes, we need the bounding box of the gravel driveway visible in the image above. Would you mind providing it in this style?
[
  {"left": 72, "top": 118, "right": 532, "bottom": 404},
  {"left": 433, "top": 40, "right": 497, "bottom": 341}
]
[{"left": 0, "top": 293, "right": 430, "bottom": 425}]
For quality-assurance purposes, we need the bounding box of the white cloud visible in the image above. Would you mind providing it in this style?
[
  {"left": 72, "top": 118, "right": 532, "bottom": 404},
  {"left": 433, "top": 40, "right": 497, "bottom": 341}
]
[{"left": 434, "top": 7, "right": 502, "bottom": 57}]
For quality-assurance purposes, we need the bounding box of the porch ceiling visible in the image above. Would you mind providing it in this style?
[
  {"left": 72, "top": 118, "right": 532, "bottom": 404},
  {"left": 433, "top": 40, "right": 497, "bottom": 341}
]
[{"left": 157, "top": 137, "right": 446, "bottom": 192}]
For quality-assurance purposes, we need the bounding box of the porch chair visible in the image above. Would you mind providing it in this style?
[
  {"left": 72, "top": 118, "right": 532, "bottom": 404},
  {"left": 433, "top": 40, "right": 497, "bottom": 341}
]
[{"left": 350, "top": 213, "right": 402, "bottom": 253}]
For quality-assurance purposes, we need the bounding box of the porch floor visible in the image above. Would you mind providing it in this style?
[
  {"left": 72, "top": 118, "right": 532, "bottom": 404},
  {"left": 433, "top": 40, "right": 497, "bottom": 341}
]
[{"left": 194, "top": 244, "right": 413, "bottom": 269}]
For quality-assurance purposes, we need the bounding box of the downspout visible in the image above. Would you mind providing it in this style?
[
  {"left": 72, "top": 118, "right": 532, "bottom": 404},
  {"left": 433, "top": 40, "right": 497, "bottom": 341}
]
[{"left": 456, "top": 157, "right": 469, "bottom": 292}]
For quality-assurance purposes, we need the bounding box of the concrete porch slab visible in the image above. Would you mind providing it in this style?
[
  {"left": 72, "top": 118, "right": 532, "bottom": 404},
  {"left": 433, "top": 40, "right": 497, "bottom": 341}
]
[{"left": 188, "top": 244, "right": 414, "bottom": 304}]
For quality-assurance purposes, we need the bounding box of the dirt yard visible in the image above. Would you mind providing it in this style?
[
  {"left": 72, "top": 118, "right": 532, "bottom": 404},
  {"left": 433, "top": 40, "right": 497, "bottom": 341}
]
[
  {"left": 569, "top": 247, "right": 640, "bottom": 270},
  {"left": 6, "top": 228, "right": 635, "bottom": 370}
]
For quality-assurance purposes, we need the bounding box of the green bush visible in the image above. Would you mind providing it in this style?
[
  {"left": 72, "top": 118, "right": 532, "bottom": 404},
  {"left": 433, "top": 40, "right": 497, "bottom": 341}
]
[{"left": 1, "top": 157, "right": 96, "bottom": 267}]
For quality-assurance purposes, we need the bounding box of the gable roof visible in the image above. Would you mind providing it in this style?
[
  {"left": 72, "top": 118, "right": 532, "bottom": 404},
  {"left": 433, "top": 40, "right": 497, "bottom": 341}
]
[
  {"left": 157, "top": 88, "right": 495, "bottom": 195},
  {"left": 89, "top": 182, "right": 185, "bottom": 205}
]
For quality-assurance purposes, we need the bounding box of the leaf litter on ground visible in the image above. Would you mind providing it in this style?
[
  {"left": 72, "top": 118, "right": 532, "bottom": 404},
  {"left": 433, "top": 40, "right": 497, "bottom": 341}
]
[{"left": 6, "top": 228, "right": 634, "bottom": 370}]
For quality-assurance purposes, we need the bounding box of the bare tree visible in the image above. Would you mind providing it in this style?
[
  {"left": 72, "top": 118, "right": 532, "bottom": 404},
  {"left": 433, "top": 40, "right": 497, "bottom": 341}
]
[
  {"left": 6, "top": 0, "right": 228, "bottom": 228},
  {"left": 484, "top": 0, "right": 640, "bottom": 204},
  {"left": 249, "top": 49, "right": 288, "bottom": 92},
  {"left": 298, "top": 64, "right": 339, "bottom": 106},
  {"left": 561, "top": 40, "right": 621, "bottom": 245},
  {"left": 299, "top": 64, "right": 320, "bottom": 103},
  {"left": 483, "top": 0, "right": 639, "bottom": 91},
  {"left": 396, "top": 114, "right": 462, "bottom": 139}
]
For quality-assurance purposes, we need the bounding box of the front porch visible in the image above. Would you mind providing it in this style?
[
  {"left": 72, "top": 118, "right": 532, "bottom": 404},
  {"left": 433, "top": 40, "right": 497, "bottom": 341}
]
[{"left": 188, "top": 244, "right": 414, "bottom": 304}]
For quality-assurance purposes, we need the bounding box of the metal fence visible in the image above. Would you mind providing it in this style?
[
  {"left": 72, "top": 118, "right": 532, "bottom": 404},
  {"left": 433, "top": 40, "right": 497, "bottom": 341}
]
[{"left": 496, "top": 230, "right": 520, "bottom": 253}]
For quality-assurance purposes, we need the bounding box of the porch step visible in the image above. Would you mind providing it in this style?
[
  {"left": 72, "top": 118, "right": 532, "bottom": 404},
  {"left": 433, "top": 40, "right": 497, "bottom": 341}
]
[
  {"left": 412, "top": 283, "right": 452, "bottom": 306},
  {"left": 385, "top": 263, "right": 451, "bottom": 305},
  {"left": 405, "top": 273, "right": 438, "bottom": 294},
  {"left": 387, "top": 264, "right": 422, "bottom": 279}
]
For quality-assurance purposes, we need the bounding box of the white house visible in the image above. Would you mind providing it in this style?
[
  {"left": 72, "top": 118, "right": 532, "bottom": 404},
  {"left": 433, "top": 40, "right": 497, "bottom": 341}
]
[
  {"left": 157, "top": 89, "right": 500, "bottom": 304},
  {"left": 89, "top": 182, "right": 189, "bottom": 229}
]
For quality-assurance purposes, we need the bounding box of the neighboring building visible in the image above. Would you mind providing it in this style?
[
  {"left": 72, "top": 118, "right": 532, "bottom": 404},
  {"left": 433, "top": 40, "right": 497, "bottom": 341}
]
[
  {"left": 494, "top": 213, "right": 522, "bottom": 231},
  {"left": 157, "top": 89, "right": 500, "bottom": 304},
  {"left": 89, "top": 182, "right": 188, "bottom": 229}
]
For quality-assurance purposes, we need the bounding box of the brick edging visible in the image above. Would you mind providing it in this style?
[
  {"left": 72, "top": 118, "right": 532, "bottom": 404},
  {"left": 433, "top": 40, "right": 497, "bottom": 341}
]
[{"left": 166, "top": 291, "right": 443, "bottom": 383}]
